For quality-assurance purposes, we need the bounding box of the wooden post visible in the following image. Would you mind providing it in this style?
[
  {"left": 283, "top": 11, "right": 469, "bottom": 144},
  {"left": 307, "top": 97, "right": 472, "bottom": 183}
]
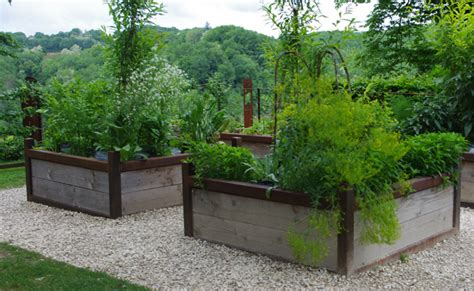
[
  {"left": 337, "top": 189, "right": 355, "bottom": 275},
  {"left": 257, "top": 88, "right": 261, "bottom": 121},
  {"left": 24, "top": 138, "right": 34, "bottom": 201},
  {"left": 108, "top": 151, "right": 122, "bottom": 219},
  {"left": 231, "top": 137, "right": 242, "bottom": 147},
  {"left": 243, "top": 79, "right": 253, "bottom": 128},
  {"left": 182, "top": 163, "right": 194, "bottom": 237},
  {"left": 453, "top": 161, "right": 462, "bottom": 230}
]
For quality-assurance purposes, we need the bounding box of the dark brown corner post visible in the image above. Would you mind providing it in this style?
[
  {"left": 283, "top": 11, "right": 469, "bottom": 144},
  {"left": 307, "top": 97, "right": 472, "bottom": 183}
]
[
  {"left": 182, "top": 163, "right": 194, "bottom": 237},
  {"left": 24, "top": 138, "right": 34, "bottom": 201},
  {"left": 231, "top": 137, "right": 243, "bottom": 147},
  {"left": 108, "top": 151, "right": 122, "bottom": 219},
  {"left": 453, "top": 161, "right": 462, "bottom": 230},
  {"left": 337, "top": 189, "right": 355, "bottom": 275}
]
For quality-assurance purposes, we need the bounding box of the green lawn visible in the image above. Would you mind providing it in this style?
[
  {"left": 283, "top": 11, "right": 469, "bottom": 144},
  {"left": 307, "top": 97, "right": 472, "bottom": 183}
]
[
  {"left": 0, "top": 167, "right": 25, "bottom": 190},
  {"left": 0, "top": 243, "right": 149, "bottom": 290}
]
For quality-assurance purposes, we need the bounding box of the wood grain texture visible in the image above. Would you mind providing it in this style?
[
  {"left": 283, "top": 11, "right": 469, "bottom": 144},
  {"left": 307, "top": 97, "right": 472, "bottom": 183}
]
[
  {"left": 121, "top": 165, "right": 181, "bottom": 194},
  {"left": 352, "top": 186, "right": 454, "bottom": 270},
  {"left": 121, "top": 184, "right": 182, "bottom": 215},
  {"left": 32, "top": 177, "right": 110, "bottom": 215},
  {"left": 192, "top": 189, "right": 338, "bottom": 270},
  {"left": 461, "top": 160, "right": 474, "bottom": 203},
  {"left": 31, "top": 159, "right": 109, "bottom": 193},
  {"left": 26, "top": 149, "right": 108, "bottom": 171}
]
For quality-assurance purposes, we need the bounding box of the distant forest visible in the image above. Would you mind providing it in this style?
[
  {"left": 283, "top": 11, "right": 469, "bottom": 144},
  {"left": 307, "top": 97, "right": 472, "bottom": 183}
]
[{"left": 0, "top": 25, "right": 363, "bottom": 93}]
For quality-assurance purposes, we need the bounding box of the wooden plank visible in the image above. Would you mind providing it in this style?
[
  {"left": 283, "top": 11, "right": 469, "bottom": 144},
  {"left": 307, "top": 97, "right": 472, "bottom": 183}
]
[
  {"left": 24, "top": 139, "right": 34, "bottom": 201},
  {"left": 120, "top": 154, "right": 188, "bottom": 172},
  {"left": 121, "top": 184, "right": 182, "bottom": 215},
  {"left": 461, "top": 160, "right": 474, "bottom": 183},
  {"left": 193, "top": 178, "right": 316, "bottom": 208},
  {"left": 193, "top": 212, "right": 338, "bottom": 271},
  {"left": 220, "top": 133, "right": 273, "bottom": 144},
  {"left": 463, "top": 152, "right": 474, "bottom": 162},
  {"left": 31, "top": 159, "right": 109, "bottom": 193},
  {"left": 192, "top": 189, "right": 314, "bottom": 232},
  {"left": 242, "top": 141, "right": 271, "bottom": 157},
  {"left": 26, "top": 149, "right": 108, "bottom": 171},
  {"left": 353, "top": 205, "right": 453, "bottom": 270},
  {"left": 108, "top": 151, "right": 122, "bottom": 218},
  {"left": 0, "top": 162, "right": 24, "bottom": 169},
  {"left": 353, "top": 185, "right": 453, "bottom": 240},
  {"left": 338, "top": 189, "right": 355, "bottom": 275},
  {"left": 182, "top": 163, "right": 194, "bottom": 237},
  {"left": 32, "top": 177, "right": 110, "bottom": 215},
  {"left": 121, "top": 165, "right": 182, "bottom": 194}
]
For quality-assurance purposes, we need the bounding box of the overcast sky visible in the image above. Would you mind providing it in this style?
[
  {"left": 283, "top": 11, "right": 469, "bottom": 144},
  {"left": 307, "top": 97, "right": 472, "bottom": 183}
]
[{"left": 0, "top": 0, "right": 376, "bottom": 37}]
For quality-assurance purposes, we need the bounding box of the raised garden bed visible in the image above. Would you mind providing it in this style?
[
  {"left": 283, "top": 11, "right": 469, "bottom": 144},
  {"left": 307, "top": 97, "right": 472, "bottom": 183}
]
[
  {"left": 182, "top": 164, "right": 460, "bottom": 275},
  {"left": 219, "top": 133, "right": 272, "bottom": 157},
  {"left": 24, "top": 138, "right": 188, "bottom": 218},
  {"left": 461, "top": 152, "right": 474, "bottom": 208}
]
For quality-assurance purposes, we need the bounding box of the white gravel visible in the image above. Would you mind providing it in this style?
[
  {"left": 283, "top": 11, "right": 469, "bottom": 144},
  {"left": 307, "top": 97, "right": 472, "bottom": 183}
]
[{"left": 1, "top": 187, "right": 473, "bottom": 289}]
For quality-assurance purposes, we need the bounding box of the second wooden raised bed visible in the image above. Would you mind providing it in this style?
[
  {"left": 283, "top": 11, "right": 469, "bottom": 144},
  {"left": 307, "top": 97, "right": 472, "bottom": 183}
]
[
  {"left": 219, "top": 133, "right": 272, "bottom": 157},
  {"left": 182, "top": 164, "right": 460, "bottom": 275},
  {"left": 24, "top": 138, "right": 188, "bottom": 218}
]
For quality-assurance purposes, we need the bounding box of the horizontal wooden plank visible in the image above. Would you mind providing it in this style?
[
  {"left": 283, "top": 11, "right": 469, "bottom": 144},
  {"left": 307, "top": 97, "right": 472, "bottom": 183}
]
[
  {"left": 354, "top": 185, "right": 453, "bottom": 241},
  {"left": 0, "top": 162, "right": 25, "bottom": 169},
  {"left": 193, "top": 212, "right": 338, "bottom": 270},
  {"left": 461, "top": 160, "right": 474, "bottom": 183},
  {"left": 121, "top": 165, "right": 182, "bottom": 194},
  {"left": 31, "top": 159, "right": 109, "bottom": 193},
  {"left": 192, "top": 178, "right": 318, "bottom": 208},
  {"left": 353, "top": 205, "right": 453, "bottom": 270},
  {"left": 463, "top": 152, "right": 474, "bottom": 162},
  {"left": 220, "top": 133, "right": 273, "bottom": 144},
  {"left": 461, "top": 180, "right": 474, "bottom": 203},
  {"left": 120, "top": 154, "right": 188, "bottom": 172},
  {"left": 27, "top": 149, "right": 108, "bottom": 171},
  {"left": 32, "top": 177, "right": 110, "bottom": 215},
  {"left": 193, "top": 189, "right": 314, "bottom": 232},
  {"left": 122, "top": 184, "right": 182, "bottom": 215}
]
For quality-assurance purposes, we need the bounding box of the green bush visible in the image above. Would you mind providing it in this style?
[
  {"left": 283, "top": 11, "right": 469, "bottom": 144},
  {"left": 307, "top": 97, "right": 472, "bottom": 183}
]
[
  {"left": 0, "top": 135, "right": 23, "bottom": 161},
  {"left": 188, "top": 142, "right": 257, "bottom": 183},
  {"left": 275, "top": 93, "right": 408, "bottom": 260},
  {"left": 402, "top": 132, "right": 468, "bottom": 179}
]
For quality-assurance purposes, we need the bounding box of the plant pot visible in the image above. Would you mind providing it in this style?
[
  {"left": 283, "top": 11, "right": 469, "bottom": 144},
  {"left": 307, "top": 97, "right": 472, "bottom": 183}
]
[
  {"left": 182, "top": 164, "right": 460, "bottom": 275},
  {"left": 219, "top": 133, "right": 273, "bottom": 157},
  {"left": 24, "top": 138, "right": 188, "bottom": 218},
  {"left": 461, "top": 152, "right": 474, "bottom": 208}
]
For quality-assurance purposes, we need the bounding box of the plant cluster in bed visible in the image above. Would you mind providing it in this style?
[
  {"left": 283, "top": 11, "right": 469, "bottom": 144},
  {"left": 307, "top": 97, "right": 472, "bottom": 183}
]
[{"left": 189, "top": 90, "right": 468, "bottom": 264}]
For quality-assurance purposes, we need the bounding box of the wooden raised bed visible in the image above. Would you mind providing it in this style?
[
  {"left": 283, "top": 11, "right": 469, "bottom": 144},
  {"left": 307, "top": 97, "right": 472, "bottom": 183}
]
[
  {"left": 461, "top": 152, "right": 474, "bottom": 208},
  {"left": 24, "top": 138, "right": 188, "bottom": 218},
  {"left": 182, "top": 164, "right": 460, "bottom": 275},
  {"left": 219, "top": 133, "right": 272, "bottom": 157}
]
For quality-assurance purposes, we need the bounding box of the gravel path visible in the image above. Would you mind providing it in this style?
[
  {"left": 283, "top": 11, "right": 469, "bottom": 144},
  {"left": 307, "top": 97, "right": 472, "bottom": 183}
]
[{"left": 1, "top": 187, "right": 473, "bottom": 289}]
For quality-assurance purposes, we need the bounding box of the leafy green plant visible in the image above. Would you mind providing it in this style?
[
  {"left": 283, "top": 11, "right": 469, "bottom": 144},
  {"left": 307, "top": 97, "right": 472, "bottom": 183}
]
[
  {"left": 187, "top": 142, "right": 257, "bottom": 183},
  {"left": 276, "top": 92, "right": 409, "bottom": 259},
  {"left": 244, "top": 154, "right": 278, "bottom": 186},
  {"left": 104, "top": 0, "right": 164, "bottom": 92},
  {"left": 402, "top": 132, "right": 468, "bottom": 180},
  {"left": 0, "top": 135, "right": 23, "bottom": 161},
  {"left": 241, "top": 118, "right": 273, "bottom": 135},
  {"left": 425, "top": 0, "right": 474, "bottom": 140},
  {"left": 42, "top": 79, "right": 113, "bottom": 157}
]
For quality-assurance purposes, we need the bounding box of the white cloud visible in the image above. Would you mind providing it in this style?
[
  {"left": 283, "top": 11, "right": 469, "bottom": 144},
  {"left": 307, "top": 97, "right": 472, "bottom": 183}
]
[{"left": 0, "top": 0, "right": 376, "bottom": 36}]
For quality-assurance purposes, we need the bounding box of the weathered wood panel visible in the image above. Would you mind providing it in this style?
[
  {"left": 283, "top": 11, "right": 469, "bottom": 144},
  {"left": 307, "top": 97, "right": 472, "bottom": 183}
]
[
  {"left": 193, "top": 189, "right": 313, "bottom": 231},
  {"left": 461, "top": 161, "right": 474, "bottom": 204},
  {"left": 121, "top": 165, "right": 181, "bottom": 194},
  {"left": 31, "top": 159, "right": 109, "bottom": 193},
  {"left": 222, "top": 140, "right": 271, "bottom": 157},
  {"left": 192, "top": 190, "right": 338, "bottom": 270},
  {"left": 32, "top": 177, "right": 110, "bottom": 215},
  {"left": 353, "top": 186, "right": 454, "bottom": 269},
  {"left": 121, "top": 184, "right": 182, "bottom": 215}
]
